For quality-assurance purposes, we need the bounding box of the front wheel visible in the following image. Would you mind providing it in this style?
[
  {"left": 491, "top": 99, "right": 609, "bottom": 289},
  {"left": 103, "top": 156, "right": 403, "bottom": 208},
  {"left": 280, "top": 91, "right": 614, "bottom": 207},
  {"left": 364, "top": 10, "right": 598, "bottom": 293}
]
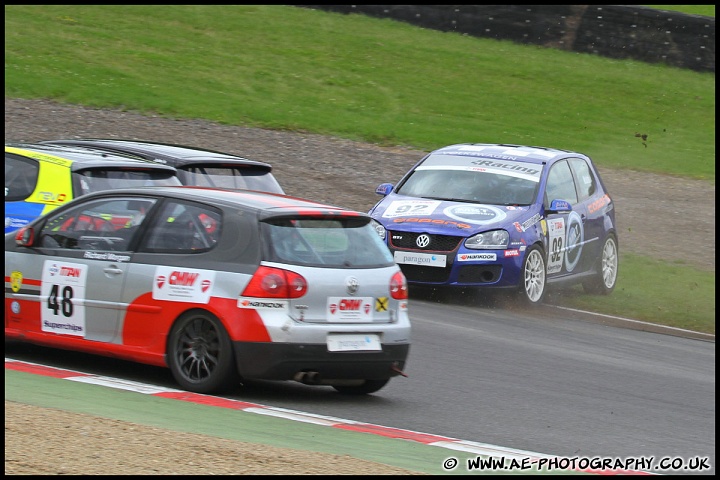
[
  {"left": 332, "top": 379, "right": 389, "bottom": 395},
  {"left": 583, "top": 234, "right": 619, "bottom": 295},
  {"left": 516, "top": 245, "right": 547, "bottom": 305},
  {"left": 167, "top": 310, "right": 239, "bottom": 394}
]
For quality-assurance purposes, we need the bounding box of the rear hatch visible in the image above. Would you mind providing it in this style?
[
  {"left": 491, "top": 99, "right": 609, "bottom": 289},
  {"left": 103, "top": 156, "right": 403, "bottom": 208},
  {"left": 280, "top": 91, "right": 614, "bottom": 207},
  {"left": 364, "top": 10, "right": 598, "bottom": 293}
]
[{"left": 259, "top": 215, "right": 403, "bottom": 324}]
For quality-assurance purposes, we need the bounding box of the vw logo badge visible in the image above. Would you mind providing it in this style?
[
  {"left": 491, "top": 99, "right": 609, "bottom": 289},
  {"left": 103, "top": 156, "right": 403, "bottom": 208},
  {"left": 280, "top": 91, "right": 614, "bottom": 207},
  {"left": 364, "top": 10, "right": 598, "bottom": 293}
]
[
  {"left": 346, "top": 276, "right": 359, "bottom": 295},
  {"left": 416, "top": 234, "right": 431, "bottom": 248}
]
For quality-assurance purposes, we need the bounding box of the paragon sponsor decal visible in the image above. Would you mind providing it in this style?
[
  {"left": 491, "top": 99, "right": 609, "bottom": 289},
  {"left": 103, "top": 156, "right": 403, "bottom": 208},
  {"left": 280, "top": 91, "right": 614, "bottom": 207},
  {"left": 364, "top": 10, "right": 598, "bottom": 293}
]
[
  {"left": 394, "top": 251, "right": 447, "bottom": 267},
  {"left": 457, "top": 253, "right": 497, "bottom": 262},
  {"left": 381, "top": 199, "right": 441, "bottom": 218},
  {"left": 152, "top": 266, "right": 215, "bottom": 303},
  {"left": 327, "top": 296, "right": 374, "bottom": 322},
  {"left": 40, "top": 260, "right": 88, "bottom": 336},
  {"left": 443, "top": 204, "right": 507, "bottom": 225},
  {"left": 327, "top": 333, "right": 381, "bottom": 352},
  {"left": 238, "top": 298, "right": 288, "bottom": 309}
]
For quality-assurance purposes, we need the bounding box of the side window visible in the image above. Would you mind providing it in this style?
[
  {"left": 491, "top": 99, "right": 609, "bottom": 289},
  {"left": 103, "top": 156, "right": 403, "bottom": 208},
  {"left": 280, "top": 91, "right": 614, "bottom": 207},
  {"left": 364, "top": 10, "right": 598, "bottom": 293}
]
[
  {"left": 545, "top": 160, "right": 578, "bottom": 205},
  {"left": 140, "top": 200, "right": 221, "bottom": 253},
  {"left": 5, "top": 154, "right": 39, "bottom": 201},
  {"left": 38, "top": 197, "right": 156, "bottom": 251},
  {"left": 568, "top": 158, "right": 596, "bottom": 201}
]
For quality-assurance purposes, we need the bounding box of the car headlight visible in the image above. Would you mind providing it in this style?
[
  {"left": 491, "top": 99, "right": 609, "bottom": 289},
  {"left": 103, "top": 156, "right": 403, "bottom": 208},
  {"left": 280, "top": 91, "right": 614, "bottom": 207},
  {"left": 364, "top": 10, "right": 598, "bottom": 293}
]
[
  {"left": 464, "top": 230, "right": 509, "bottom": 250},
  {"left": 370, "top": 219, "right": 386, "bottom": 240}
]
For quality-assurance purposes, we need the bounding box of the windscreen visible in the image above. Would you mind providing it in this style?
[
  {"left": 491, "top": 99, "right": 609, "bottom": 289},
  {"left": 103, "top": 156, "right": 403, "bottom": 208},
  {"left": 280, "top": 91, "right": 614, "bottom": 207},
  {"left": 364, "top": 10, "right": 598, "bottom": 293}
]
[
  {"left": 263, "top": 217, "right": 394, "bottom": 268},
  {"left": 396, "top": 155, "right": 542, "bottom": 206},
  {"left": 75, "top": 169, "right": 181, "bottom": 195}
]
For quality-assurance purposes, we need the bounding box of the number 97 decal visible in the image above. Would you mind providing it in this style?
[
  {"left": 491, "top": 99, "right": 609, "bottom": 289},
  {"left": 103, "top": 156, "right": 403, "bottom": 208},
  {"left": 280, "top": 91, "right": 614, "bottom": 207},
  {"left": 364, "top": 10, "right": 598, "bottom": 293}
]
[{"left": 40, "top": 260, "right": 88, "bottom": 336}]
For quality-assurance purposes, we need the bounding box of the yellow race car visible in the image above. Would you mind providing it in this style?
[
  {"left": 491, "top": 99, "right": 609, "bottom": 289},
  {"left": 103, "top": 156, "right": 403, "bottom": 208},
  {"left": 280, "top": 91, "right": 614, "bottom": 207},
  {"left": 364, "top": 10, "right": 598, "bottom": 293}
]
[{"left": 5, "top": 143, "right": 181, "bottom": 234}]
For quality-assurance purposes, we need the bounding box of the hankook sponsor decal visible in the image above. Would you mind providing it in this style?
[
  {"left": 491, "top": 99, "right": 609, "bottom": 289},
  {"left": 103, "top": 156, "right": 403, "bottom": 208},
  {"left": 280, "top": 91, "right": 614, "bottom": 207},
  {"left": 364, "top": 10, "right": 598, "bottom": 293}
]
[
  {"left": 238, "top": 298, "right": 288, "bottom": 309},
  {"left": 457, "top": 253, "right": 497, "bottom": 262}
]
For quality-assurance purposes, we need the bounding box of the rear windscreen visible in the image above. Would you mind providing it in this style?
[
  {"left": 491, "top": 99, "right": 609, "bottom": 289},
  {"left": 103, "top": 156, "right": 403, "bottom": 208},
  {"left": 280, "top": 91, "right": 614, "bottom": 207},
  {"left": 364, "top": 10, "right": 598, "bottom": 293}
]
[
  {"left": 74, "top": 169, "right": 181, "bottom": 195},
  {"left": 263, "top": 217, "right": 394, "bottom": 268},
  {"left": 181, "top": 166, "right": 284, "bottom": 193}
]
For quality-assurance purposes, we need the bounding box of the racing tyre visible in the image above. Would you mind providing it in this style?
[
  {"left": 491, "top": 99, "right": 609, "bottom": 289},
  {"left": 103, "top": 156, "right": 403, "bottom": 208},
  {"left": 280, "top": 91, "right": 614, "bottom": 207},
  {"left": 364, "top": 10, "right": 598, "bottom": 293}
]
[
  {"left": 168, "top": 310, "right": 239, "bottom": 394},
  {"left": 583, "top": 234, "right": 618, "bottom": 295},
  {"left": 517, "top": 245, "right": 547, "bottom": 306},
  {"left": 332, "top": 379, "right": 389, "bottom": 395}
]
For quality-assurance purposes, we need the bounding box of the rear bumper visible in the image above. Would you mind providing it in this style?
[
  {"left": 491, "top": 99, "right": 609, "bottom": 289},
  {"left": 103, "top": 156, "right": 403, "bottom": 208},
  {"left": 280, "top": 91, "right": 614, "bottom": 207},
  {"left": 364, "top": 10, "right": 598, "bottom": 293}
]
[{"left": 233, "top": 342, "right": 410, "bottom": 381}]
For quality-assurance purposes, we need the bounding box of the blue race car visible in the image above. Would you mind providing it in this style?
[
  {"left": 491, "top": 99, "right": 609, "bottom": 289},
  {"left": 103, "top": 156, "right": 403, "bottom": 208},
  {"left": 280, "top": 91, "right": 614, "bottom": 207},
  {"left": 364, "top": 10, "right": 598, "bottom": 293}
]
[{"left": 369, "top": 143, "right": 618, "bottom": 305}]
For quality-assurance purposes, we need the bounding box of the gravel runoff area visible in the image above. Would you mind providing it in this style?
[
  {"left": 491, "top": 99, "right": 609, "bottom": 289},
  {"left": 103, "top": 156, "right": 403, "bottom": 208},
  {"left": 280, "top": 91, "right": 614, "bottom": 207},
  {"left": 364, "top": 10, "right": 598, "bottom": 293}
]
[{"left": 4, "top": 97, "right": 715, "bottom": 474}]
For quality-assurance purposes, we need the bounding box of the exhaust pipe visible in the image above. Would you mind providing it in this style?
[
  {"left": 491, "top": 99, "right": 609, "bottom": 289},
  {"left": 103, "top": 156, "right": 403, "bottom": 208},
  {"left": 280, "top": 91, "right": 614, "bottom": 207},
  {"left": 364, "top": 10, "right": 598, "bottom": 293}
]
[{"left": 293, "top": 371, "right": 321, "bottom": 384}]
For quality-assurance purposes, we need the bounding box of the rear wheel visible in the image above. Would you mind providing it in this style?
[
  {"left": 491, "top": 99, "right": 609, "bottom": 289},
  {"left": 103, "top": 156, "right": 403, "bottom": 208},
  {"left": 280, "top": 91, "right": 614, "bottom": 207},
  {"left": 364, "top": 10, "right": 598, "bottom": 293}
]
[
  {"left": 167, "top": 310, "right": 238, "bottom": 394},
  {"left": 517, "top": 245, "right": 547, "bottom": 305},
  {"left": 332, "top": 379, "right": 389, "bottom": 395},
  {"left": 583, "top": 234, "right": 618, "bottom": 295}
]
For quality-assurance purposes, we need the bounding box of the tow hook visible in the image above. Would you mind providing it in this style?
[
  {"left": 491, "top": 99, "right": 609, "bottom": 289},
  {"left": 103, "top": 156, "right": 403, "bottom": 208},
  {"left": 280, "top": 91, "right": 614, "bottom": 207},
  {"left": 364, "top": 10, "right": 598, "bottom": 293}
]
[{"left": 391, "top": 362, "right": 408, "bottom": 377}]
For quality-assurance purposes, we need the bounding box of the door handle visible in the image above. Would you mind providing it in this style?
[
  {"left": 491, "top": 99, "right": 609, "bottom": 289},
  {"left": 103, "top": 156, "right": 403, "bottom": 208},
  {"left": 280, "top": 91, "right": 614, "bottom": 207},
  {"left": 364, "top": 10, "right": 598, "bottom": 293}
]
[{"left": 103, "top": 266, "right": 124, "bottom": 275}]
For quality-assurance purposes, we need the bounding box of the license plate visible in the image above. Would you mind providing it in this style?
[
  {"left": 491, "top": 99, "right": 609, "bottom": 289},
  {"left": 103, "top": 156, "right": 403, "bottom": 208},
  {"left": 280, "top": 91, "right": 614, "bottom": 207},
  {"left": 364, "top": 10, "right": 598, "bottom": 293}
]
[
  {"left": 394, "top": 251, "right": 447, "bottom": 267},
  {"left": 327, "top": 334, "right": 382, "bottom": 352}
]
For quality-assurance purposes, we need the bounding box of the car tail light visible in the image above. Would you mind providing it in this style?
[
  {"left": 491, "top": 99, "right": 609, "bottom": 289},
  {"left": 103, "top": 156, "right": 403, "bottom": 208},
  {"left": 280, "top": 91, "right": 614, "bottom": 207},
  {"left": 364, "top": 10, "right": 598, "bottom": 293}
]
[
  {"left": 241, "top": 266, "right": 307, "bottom": 299},
  {"left": 389, "top": 271, "right": 408, "bottom": 300}
]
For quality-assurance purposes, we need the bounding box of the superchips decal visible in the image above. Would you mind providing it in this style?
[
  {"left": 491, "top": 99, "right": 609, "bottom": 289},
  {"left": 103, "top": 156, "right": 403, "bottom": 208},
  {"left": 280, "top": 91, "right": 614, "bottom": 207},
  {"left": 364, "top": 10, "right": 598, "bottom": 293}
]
[
  {"left": 152, "top": 266, "right": 215, "bottom": 304},
  {"left": 382, "top": 200, "right": 441, "bottom": 218},
  {"left": 327, "top": 297, "right": 374, "bottom": 322},
  {"left": 443, "top": 204, "right": 507, "bottom": 225},
  {"left": 40, "top": 260, "right": 88, "bottom": 336}
]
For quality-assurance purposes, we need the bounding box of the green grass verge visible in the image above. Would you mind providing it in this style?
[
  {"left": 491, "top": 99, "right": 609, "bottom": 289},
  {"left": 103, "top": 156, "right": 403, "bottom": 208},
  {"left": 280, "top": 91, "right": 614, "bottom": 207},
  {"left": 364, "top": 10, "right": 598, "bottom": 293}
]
[{"left": 4, "top": 5, "right": 715, "bottom": 334}]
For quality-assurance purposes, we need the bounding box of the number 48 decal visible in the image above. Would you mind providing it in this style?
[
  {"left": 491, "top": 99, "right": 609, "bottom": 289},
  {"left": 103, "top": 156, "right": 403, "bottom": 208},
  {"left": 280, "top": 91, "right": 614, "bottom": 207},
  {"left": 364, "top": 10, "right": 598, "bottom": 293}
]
[
  {"left": 47, "top": 284, "right": 74, "bottom": 317},
  {"left": 40, "top": 260, "right": 87, "bottom": 336}
]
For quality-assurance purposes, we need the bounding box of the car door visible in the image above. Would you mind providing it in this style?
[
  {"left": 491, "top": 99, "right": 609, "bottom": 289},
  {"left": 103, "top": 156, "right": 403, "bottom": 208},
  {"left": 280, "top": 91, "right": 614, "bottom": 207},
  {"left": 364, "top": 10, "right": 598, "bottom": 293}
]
[
  {"left": 27, "top": 197, "right": 154, "bottom": 343},
  {"left": 543, "top": 159, "right": 582, "bottom": 277},
  {"left": 566, "top": 157, "right": 609, "bottom": 274}
]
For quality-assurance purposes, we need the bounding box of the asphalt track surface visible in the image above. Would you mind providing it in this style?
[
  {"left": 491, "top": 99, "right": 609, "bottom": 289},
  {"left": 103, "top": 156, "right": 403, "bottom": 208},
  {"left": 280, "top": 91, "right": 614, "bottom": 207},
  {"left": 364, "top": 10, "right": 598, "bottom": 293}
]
[
  {"left": 6, "top": 356, "right": 657, "bottom": 476},
  {"left": 6, "top": 302, "right": 715, "bottom": 476}
]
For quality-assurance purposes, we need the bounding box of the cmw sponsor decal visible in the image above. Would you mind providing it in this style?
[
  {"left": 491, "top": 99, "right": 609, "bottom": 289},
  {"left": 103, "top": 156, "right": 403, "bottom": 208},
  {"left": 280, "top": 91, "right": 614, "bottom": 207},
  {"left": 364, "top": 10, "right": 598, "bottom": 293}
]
[{"left": 152, "top": 266, "right": 215, "bottom": 303}]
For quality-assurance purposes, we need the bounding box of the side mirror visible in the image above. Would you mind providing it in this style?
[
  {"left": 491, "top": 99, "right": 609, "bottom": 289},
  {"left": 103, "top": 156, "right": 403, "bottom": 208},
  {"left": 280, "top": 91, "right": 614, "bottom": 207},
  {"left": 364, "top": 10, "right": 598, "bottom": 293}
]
[
  {"left": 375, "top": 183, "right": 393, "bottom": 196},
  {"left": 546, "top": 199, "right": 572, "bottom": 214},
  {"left": 15, "top": 226, "right": 35, "bottom": 247}
]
